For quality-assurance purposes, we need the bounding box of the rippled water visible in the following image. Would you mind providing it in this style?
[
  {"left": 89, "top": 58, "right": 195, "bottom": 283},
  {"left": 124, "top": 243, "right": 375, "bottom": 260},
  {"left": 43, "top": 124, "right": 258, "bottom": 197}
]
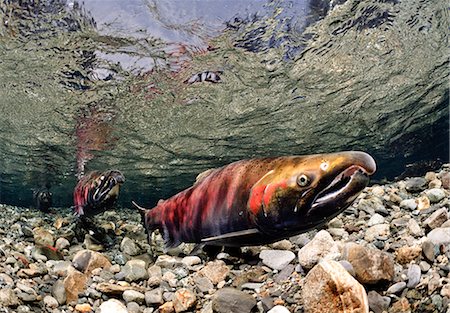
[{"left": 0, "top": 0, "right": 448, "bottom": 208}]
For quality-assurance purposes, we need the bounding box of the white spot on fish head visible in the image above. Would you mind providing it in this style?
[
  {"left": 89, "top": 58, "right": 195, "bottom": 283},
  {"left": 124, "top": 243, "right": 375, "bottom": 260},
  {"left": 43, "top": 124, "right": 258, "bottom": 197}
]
[{"left": 320, "top": 161, "right": 329, "bottom": 172}]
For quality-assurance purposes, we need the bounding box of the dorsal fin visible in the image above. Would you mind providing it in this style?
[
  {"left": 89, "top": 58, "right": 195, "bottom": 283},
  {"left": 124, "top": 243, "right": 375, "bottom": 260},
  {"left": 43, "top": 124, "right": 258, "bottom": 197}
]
[{"left": 195, "top": 168, "right": 215, "bottom": 184}]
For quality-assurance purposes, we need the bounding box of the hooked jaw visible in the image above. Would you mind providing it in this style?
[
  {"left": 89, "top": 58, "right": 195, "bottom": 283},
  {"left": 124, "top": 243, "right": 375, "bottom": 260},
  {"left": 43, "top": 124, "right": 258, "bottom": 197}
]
[{"left": 305, "top": 151, "right": 376, "bottom": 223}]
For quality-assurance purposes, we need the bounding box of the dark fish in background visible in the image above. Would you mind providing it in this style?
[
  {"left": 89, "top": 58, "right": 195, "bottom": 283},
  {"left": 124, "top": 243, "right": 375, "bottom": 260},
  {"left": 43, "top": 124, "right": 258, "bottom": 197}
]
[
  {"left": 33, "top": 188, "right": 53, "bottom": 212},
  {"left": 73, "top": 170, "right": 125, "bottom": 216},
  {"left": 134, "top": 151, "right": 376, "bottom": 249},
  {"left": 184, "top": 71, "right": 223, "bottom": 84}
]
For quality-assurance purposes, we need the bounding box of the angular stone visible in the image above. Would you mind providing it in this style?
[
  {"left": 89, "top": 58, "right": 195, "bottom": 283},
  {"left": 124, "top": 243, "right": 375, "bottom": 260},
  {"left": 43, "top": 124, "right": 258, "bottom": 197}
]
[
  {"left": 63, "top": 269, "right": 87, "bottom": 304},
  {"left": 199, "top": 260, "right": 229, "bottom": 285},
  {"left": 55, "top": 237, "right": 70, "bottom": 251},
  {"left": 0, "top": 288, "right": 20, "bottom": 307},
  {"left": 181, "top": 256, "right": 201, "bottom": 267},
  {"left": 123, "top": 290, "right": 145, "bottom": 304},
  {"left": 399, "top": 199, "right": 417, "bottom": 211},
  {"left": 51, "top": 280, "right": 66, "bottom": 305},
  {"left": 407, "top": 219, "right": 422, "bottom": 236},
  {"left": 427, "top": 227, "right": 450, "bottom": 245},
  {"left": 368, "top": 291, "right": 390, "bottom": 313},
  {"left": 424, "top": 208, "right": 448, "bottom": 229},
  {"left": 148, "top": 265, "right": 162, "bottom": 287},
  {"left": 194, "top": 275, "right": 214, "bottom": 293},
  {"left": 425, "top": 188, "right": 446, "bottom": 203},
  {"left": 406, "top": 264, "right": 421, "bottom": 288},
  {"left": 121, "top": 259, "right": 149, "bottom": 282},
  {"left": 405, "top": 177, "right": 427, "bottom": 192},
  {"left": 96, "top": 282, "right": 146, "bottom": 295},
  {"left": 343, "top": 243, "right": 394, "bottom": 284},
  {"left": 389, "top": 297, "right": 410, "bottom": 313},
  {"left": 33, "top": 227, "right": 54, "bottom": 246},
  {"left": 98, "top": 299, "right": 128, "bottom": 313},
  {"left": 368, "top": 213, "right": 385, "bottom": 226},
  {"left": 417, "top": 196, "right": 430, "bottom": 211},
  {"left": 212, "top": 288, "right": 256, "bottom": 313},
  {"left": 364, "top": 224, "right": 390, "bottom": 242},
  {"left": 302, "top": 260, "right": 368, "bottom": 313},
  {"left": 259, "top": 250, "right": 295, "bottom": 270},
  {"left": 298, "top": 230, "right": 340, "bottom": 269},
  {"left": 173, "top": 288, "right": 196, "bottom": 313},
  {"left": 72, "top": 250, "right": 112, "bottom": 276},
  {"left": 395, "top": 246, "right": 422, "bottom": 264},
  {"left": 120, "top": 237, "right": 141, "bottom": 256},
  {"left": 145, "top": 288, "right": 163, "bottom": 306},
  {"left": 159, "top": 301, "right": 175, "bottom": 313},
  {"left": 43, "top": 295, "right": 59, "bottom": 309},
  {"left": 75, "top": 303, "right": 92, "bottom": 313}
]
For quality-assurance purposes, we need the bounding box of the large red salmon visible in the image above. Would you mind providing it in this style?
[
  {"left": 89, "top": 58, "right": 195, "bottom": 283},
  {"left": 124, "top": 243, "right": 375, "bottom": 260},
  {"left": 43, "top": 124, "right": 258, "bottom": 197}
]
[{"left": 135, "top": 151, "right": 376, "bottom": 248}]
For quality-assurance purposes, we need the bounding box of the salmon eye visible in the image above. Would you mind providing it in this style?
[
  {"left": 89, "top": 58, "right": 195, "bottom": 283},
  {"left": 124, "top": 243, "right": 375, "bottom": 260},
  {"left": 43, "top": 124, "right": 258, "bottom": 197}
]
[
  {"left": 297, "top": 174, "right": 309, "bottom": 187},
  {"left": 100, "top": 176, "right": 105, "bottom": 180}
]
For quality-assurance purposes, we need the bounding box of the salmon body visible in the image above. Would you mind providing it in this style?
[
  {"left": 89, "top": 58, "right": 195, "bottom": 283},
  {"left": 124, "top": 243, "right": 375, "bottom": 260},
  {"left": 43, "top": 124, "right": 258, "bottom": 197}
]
[
  {"left": 74, "top": 170, "right": 125, "bottom": 216},
  {"left": 139, "top": 151, "right": 376, "bottom": 248}
]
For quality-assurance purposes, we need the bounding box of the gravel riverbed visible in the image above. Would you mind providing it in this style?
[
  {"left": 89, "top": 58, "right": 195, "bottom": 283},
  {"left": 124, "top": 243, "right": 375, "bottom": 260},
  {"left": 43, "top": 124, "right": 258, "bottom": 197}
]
[{"left": 0, "top": 165, "right": 449, "bottom": 313}]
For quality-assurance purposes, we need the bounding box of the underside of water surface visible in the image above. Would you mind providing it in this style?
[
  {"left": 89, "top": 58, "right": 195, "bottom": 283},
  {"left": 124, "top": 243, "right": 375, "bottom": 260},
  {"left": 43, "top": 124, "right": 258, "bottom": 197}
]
[{"left": 0, "top": 0, "right": 448, "bottom": 208}]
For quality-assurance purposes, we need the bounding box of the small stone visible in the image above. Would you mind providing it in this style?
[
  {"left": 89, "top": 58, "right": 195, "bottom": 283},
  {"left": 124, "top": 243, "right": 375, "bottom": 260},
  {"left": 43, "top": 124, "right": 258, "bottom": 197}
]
[
  {"left": 419, "top": 261, "right": 431, "bottom": 272},
  {"left": 427, "top": 227, "right": 450, "bottom": 245},
  {"left": 268, "top": 305, "right": 290, "bottom": 313},
  {"left": 395, "top": 246, "right": 422, "bottom": 264},
  {"left": 368, "top": 290, "right": 391, "bottom": 313},
  {"left": 127, "top": 302, "right": 140, "bottom": 313},
  {"left": 55, "top": 237, "right": 70, "bottom": 250},
  {"left": 425, "top": 172, "right": 437, "bottom": 181},
  {"left": 49, "top": 261, "right": 73, "bottom": 276},
  {"left": 429, "top": 179, "right": 442, "bottom": 189},
  {"left": 98, "top": 299, "right": 128, "bottom": 313},
  {"left": 440, "top": 284, "right": 450, "bottom": 297},
  {"left": 75, "top": 303, "right": 92, "bottom": 313},
  {"left": 343, "top": 243, "right": 394, "bottom": 284},
  {"left": 405, "top": 177, "right": 427, "bottom": 192},
  {"left": 145, "top": 288, "right": 163, "bottom": 305},
  {"left": 33, "top": 227, "right": 54, "bottom": 246},
  {"left": 72, "top": 250, "right": 112, "bottom": 276},
  {"left": 123, "top": 290, "right": 145, "bottom": 304},
  {"left": 181, "top": 256, "right": 201, "bottom": 267},
  {"left": 424, "top": 208, "right": 448, "bottom": 229},
  {"left": 16, "top": 305, "right": 32, "bottom": 313},
  {"left": 64, "top": 269, "right": 87, "bottom": 304},
  {"left": 302, "top": 260, "right": 368, "bottom": 313},
  {"left": 297, "top": 230, "right": 340, "bottom": 269},
  {"left": 441, "top": 172, "right": 450, "bottom": 189},
  {"left": 199, "top": 260, "right": 230, "bottom": 285},
  {"left": 121, "top": 259, "right": 149, "bottom": 282},
  {"left": 120, "top": 237, "right": 141, "bottom": 256},
  {"left": 51, "top": 280, "right": 66, "bottom": 305},
  {"left": 159, "top": 302, "right": 175, "bottom": 313},
  {"left": 357, "top": 196, "right": 385, "bottom": 215},
  {"left": 407, "top": 219, "right": 422, "bottom": 236},
  {"left": 417, "top": 196, "right": 430, "bottom": 211},
  {"left": 194, "top": 276, "right": 214, "bottom": 293},
  {"left": 406, "top": 264, "right": 421, "bottom": 288},
  {"left": 389, "top": 297, "right": 410, "bottom": 313},
  {"left": 259, "top": 250, "right": 295, "bottom": 270},
  {"left": 364, "top": 224, "right": 390, "bottom": 242},
  {"left": 422, "top": 240, "right": 436, "bottom": 262},
  {"left": 371, "top": 186, "right": 385, "bottom": 196},
  {"left": 270, "top": 239, "right": 293, "bottom": 250},
  {"left": 173, "top": 288, "right": 196, "bottom": 313},
  {"left": 386, "top": 282, "right": 406, "bottom": 295},
  {"left": 425, "top": 188, "right": 446, "bottom": 203},
  {"left": 368, "top": 213, "right": 385, "bottom": 226},
  {"left": 0, "top": 288, "right": 20, "bottom": 307},
  {"left": 43, "top": 295, "right": 59, "bottom": 309},
  {"left": 147, "top": 265, "right": 162, "bottom": 287},
  {"left": 399, "top": 199, "right": 417, "bottom": 211},
  {"left": 212, "top": 288, "right": 256, "bottom": 313}
]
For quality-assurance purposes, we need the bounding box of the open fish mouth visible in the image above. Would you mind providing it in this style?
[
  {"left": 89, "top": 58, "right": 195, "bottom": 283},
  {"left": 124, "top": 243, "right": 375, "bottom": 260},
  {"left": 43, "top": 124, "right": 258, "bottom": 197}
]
[
  {"left": 92, "top": 171, "right": 125, "bottom": 202},
  {"left": 310, "top": 165, "right": 370, "bottom": 214}
]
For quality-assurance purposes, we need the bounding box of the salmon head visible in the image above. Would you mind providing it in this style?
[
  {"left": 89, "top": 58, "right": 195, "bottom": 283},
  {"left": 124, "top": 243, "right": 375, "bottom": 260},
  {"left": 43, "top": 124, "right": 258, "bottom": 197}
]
[
  {"left": 74, "top": 170, "right": 125, "bottom": 216},
  {"left": 248, "top": 151, "right": 376, "bottom": 237}
]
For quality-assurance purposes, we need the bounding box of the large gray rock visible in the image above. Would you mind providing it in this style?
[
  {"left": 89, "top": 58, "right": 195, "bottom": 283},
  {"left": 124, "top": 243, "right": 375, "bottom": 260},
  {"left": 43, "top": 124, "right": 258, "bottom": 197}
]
[
  {"left": 298, "top": 230, "right": 340, "bottom": 269},
  {"left": 212, "top": 288, "right": 256, "bottom": 313},
  {"left": 427, "top": 227, "right": 450, "bottom": 245},
  {"left": 98, "top": 299, "right": 128, "bottom": 313},
  {"left": 259, "top": 250, "right": 295, "bottom": 270}
]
